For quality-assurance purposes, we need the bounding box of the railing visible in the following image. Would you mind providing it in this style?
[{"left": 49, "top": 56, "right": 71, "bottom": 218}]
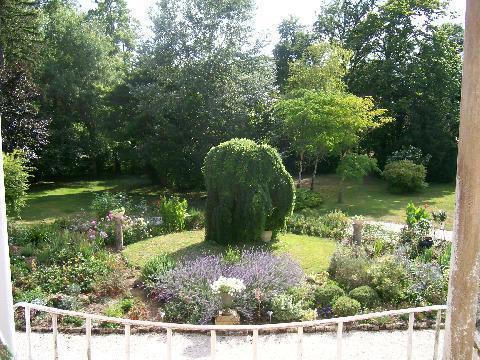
[{"left": 13, "top": 302, "right": 447, "bottom": 360}]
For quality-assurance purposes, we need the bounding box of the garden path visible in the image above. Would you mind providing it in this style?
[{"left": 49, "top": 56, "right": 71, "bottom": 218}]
[
  {"left": 16, "top": 329, "right": 443, "bottom": 360},
  {"left": 370, "top": 221, "right": 453, "bottom": 242}
]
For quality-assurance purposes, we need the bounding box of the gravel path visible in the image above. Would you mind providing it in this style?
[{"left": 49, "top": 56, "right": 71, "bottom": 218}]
[
  {"left": 368, "top": 221, "right": 453, "bottom": 241},
  {"left": 15, "top": 329, "right": 443, "bottom": 360}
]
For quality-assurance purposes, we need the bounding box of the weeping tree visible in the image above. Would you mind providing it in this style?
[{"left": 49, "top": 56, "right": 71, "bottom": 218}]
[{"left": 204, "top": 138, "right": 294, "bottom": 245}]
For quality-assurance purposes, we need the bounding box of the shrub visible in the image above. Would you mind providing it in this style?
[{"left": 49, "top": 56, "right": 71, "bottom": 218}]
[
  {"left": 332, "top": 296, "right": 361, "bottom": 317},
  {"left": 405, "top": 202, "right": 430, "bottom": 228},
  {"left": 328, "top": 246, "right": 370, "bottom": 291},
  {"left": 349, "top": 286, "right": 379, "bottom": 308},
  {"left": 123, "top": 216, "right": 150, "bottom": 245},
  {"left": 405, "top": 261, "right": 448, "bottom": 306},
  {"left": 153, "top": 250, "right": 304, "bottom": 324},
  {"left": 286, "top": 210, "right": 350, "bottom": 240},
  {"left": 91, "top": 192, "right": 130, "bottom": 218},
  {"left": 270, "top": 294, "right": 303, "bottom": 321},
  {"left": 185, "top": 208, "right": 205, "bottom": 230},
  {"left": 367, "top": 256, "right": 409, "bottom": 304},
  {"left": 3, "top": 151, "right": 31, "bottom": 217},
  {"left": 288, "top": 283, "right": 317, "bottom": 309},
  {"left": 294, "top": 189, "right": 322, "bottom": 211},
  {"left": 158, "top": 196, "right": 188, "bottom": 233},
  {"left": 314, "top": 282, "right": 345, "bottom": 307},
  {"left": 383, "top": 160, "right": 427, "bottom": 193},
  {"left": 141, "top": 254, "right": 176, "bottom": 291},
  {"left": 319, "top": 210, "right": 350, "bottom": 241},
  {"left": 204, "top": 138, "right": 294, "bottom": 244},
  {"left": 386, "top": 145, "right": 431, "bottom": 167}
]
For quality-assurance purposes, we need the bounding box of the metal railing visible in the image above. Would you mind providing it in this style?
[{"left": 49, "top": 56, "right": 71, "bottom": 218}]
[{"left": 13, "top": 302, "right": 447, "bottom": 360}]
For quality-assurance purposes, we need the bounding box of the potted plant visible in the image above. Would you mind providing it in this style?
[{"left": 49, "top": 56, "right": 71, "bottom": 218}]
[{"left": 211, "top": 276, "right": 246, "bottom": 310}]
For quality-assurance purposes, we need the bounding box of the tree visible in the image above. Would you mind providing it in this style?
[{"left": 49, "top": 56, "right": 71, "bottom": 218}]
[
  {"left": 273, "top": 17, "right": 312, "bottom": 91},
  {"left": 276, "top": 90, "right": 390, "bottom": 188},
  {"left": 336, "top": 152, "right": 378, "bottom": 202},
  {"left": 36, "top": 1, "right": 125, "bottom": 178},
  {"left": 314, "top": 0, "right": 462, "bottom": 182},
  {"left": 204, "top": 138, "right": 294, "bottom": 244},
  {"left": 0, "top": 66, "right": 50, "bottom": 159},
  {"left": 131, "top": 0, "right": 276, "bottom": 188}
]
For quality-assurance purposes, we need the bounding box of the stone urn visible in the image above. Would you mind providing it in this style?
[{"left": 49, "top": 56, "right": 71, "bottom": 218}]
[
  {"left": 261, "top": 230, "right": 273, "bottom": 242},
  {"left": 220, "top": 292, "right": 234, "bottom": 308}
]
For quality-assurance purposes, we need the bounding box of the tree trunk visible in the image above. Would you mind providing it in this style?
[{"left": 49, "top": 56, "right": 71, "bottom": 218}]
[
  {"left": 310, "top": 155, "right": 319, "bottom": 191},
  {"left": 297, "top": 151, "right": 304, "bottom": 188},
  {"left": 443, "top": 0, "right": 480, "bottom": 357},
  {"left": 337, "top": 178, "right": 344, "bottom": 203}
]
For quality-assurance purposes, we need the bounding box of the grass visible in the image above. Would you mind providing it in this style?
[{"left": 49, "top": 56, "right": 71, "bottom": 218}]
[
  {"left": 306, "top": 174, "right": 455, "bottom": 229},
  {"left": 20, "top": 174, "right": 455, "bottom": 228},
  {"left": 123, "top": 230, "right": 336, "bottom": 274}
]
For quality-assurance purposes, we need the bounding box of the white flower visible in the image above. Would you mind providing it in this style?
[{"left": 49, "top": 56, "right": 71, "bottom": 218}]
[{"left": 210, "top": 276, "right": 246, "bottom": 296}]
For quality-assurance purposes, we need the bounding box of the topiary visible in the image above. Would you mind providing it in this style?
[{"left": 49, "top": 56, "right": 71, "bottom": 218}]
[
  {"left": 314, "top": 282, "right": 345, "bottom": 307},
  {"left": 348, "top": 285, "right": 379, "bottom": 309},
  {"left": 332, "top": 296, "right": 361, "bottom": 317},
  {"left": 203, "top": 138, "right": 294, "bottom": 244},
  {"left": 383, "top": 160, "right": 427, "bottom": 193}
]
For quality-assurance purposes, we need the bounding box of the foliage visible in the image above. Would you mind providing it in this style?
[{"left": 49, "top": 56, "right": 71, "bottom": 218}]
[
  {"left": 367, "top": 256, "right": 409, "bottom": 304},
  {"left": 405, "top": 202, "right": 431, "bottom": 228},
  {"left": 130, "top": 0, "right": 276, "bottom": 188},
  {"left": 91, "top": 192, "right": 130, "bottom": 218},
  {"left": 383, "top": 160, "right": 427, "bottom": 193},
  {"left": 294, "top": 189, "right": 323, "bottom": 211},
  {"left": 185, "top": 208, "right": 205, "bottom": 230},
  {"left": 286, "top": 210, "right": 349, "bottom": 240},
  {"left": 316, "top": 0, "right": 462, "bottom": 182},
  {"left": 386, "top": 146, "right": 431, "bottom": 167},
  {"left": 270, "top": 294, "right": 304, "bottom": 322},
  {"left": 0, "top": 66, "right": 50, "bottom": 160},
  {"left": 157, "top": 196, "right": 188, "bottom": 233},
  {"left": 204, "top": 139, "right": 294, "bottom": 244},
  {"left": 288, "top": 283, "right": 317, "bottom": 310},
  {"left": 3, "top": 151, "right": 31, "bottom": 217},
  {"left": 141, "top": 253, "right": 176, "bottom": 292},
  {"left": 328, "top": 246, "right": 369, "bottom": 291},
  {"left": 348, "top": 285, "right": 378, "bottom": 309},
  {"left": 332, "top": 296, "right": 361, "bottom": 317},
  {"left": 152, "top": 250, "right": 304, "bottom": 324},
  {"left": 314, "top": 282, "right": 345, "bottom": 307},
  {"left": 319, "top": 210, "right": 350, "bottom": 241},
  {"left": 432, "top": 210, "right": 447, "bottom": 225},
  {"left": 405, "top": 260, "right": 447, "bottom": 306},
  {"left": 336, "top": 153, "right": 378, "bottom": 182}
]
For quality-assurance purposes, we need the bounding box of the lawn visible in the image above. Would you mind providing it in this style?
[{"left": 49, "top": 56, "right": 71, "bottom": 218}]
[
  {"left": 20, "top": 174, "right": 455, "bottom": 228},
  {"left": 123, "top": 230, "right": 336, "bottom": 274},
  {"left": 306, "top": 174, "right": 456, "bottom": 229}
]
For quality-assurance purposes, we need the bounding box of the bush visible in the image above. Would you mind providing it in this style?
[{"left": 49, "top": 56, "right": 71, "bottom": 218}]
[
  {"left": 314, "top": 282, "right": 345, "bottom": 307},
  {"left": 3, "top": 151, "right": 31, "bottom": 217},
  {"left": 288, "top": 283, "right": 317, "bottom": 309},
  {"left": 141, "top": 254, "right": 176, "bottom": 292},
  {"left": 332, "top": 296, "right": 361, "bottom": 317},
  {"left": 319, "top": 210, "right": 350, "bottom": 241},
  {"left": 386, "top": 145, "right": 431, "bottom": 167},
  {"left": 286, "top": 210, "right": 350, "bottom": 240},
  {"left": 270, "top": 294, "right": 303, "bottom": 321},
  {"left": 367, "top": 256, "right": 410, "bottom": 304},
  {"left": 204, "top": 138, "right": 294, "bottom": 244},
  {"left": 185, "top": 208, "right": 205, "bottom": 230},
  {"left": 383, "top": 160, "right": 427, "bottom": 193},
  {"left": 294, "top": 189, "right": 322, "bottom": 211},
  {"left": 153, "top": 250, "right": 304, "bottom": 324},
  {"left": 349, "top": 286, "right": 379, "bottom": 309},
  {"left": 123, "top": 216, "right": 150, "bottom": 245},
  {"left": 91, "top": 192, "right": 130, "bottom": 218},
  {"left": 405, "top": 261, "right": 448, "bottom": 306},
  {"left": 328, "top": 246, "right": 370, "bottom": 291},
  {"left": 158, "top": 196, "right": 188, "bottom": 233}
]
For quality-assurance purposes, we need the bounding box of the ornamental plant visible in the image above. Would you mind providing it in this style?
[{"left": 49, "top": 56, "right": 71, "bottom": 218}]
[
  {"left": 203, "top": 139, "right": 294, "bottom": 244},
  {"left": 383, "top": 160, "right": 427, "bottom": 193},
  {"left": 211, "top": 277, "right": 246, "bottom": 296}
]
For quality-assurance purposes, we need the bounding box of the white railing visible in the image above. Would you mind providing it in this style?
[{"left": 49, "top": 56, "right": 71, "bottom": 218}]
[{"left": 13, "top": 302, "right": 446, "bottom": 360}]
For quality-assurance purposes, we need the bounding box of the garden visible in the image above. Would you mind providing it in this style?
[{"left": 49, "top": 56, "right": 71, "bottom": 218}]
[{"left": 8, "top": 139, "right": 451, "bottom": 331}]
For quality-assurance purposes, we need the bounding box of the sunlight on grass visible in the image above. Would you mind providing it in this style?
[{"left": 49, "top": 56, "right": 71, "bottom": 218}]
[{"left": 123, "top": 230, "right": 336, "bottom": 274}]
